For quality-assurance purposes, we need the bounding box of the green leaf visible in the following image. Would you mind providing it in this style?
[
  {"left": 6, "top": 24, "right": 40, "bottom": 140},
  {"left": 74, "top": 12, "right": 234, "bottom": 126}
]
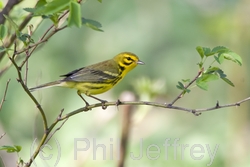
[
  {"left": 196, "top": 46, "right": 204, "bottom": 59},
  {"left": 48, "top": 14, "right": 59, "bottom": 26},
  {"left": 204, "top": 67, "right": 234, "bottom": 86},
  {"left": 204, "top": 66, "right": 220, "bottom": 74},
  {"left": 216, "top": 69, "right": 235, "bottom": 87},
  {"left": 177, "top": 81, "right": 184, "bottom": 89},
  {"left": 68, "top": 1, "right": 82, "bottom": 28},
  {"left": 218, "top": 53, "right": 225, "bottom": 64},
  {"left": 82, "top": 18, "right": 103, "bottom": 32},
  {"left": 176, "top": 81, "right": 190, "bottom": 93},
  {"left": 216, "top": 69, "right": 227, "bottom": 78},
  {"left": 220, "top": 51, "right": 242, "bottom": 66},
  {"left": 203, "top": 47, "right": 215, "bottom": 57},
  {"left": 182, "top": 79, "right": 190, "bottom": 82},
  {"left": 23, "top": 0, "right": 47, "bottom": 15},
  {"left": 97, "top": 0, "right": 102, "bottom": 2},
  {"left": 24, "top": 0, "right": 62, "bottom": 25},
  {"left": 185, "top": 89, "right": 191, "bottom": 93},
  {"left": 196, "top": 80, "right": 208, "bottom": 90},
  {"left": 212, "top": 46, "right": 229, "bottom": 53},
  {"left": 176, "top": 85, "right": 182, "bottom": 90},
  {"left": 0, "top": 145, "right": 21, "bottom": 153},
  {"left": 0, "top": 146, "right": 16, "bottom": 153},
  {"left": 196, "top": 74, "right": 219, "bottom": 90},
  {"left": 215, "top": 53, "right": 225, "bottom": 64},
  {"left": 204, "top": 67, "right": 235, "bottom": 87},
  {"left": 214, "top": 55, "right": 222, "bottom": 64},
  {"left": 36, "top": 0, "right": 47, "bottom": 8},
  {"left": 23, "top": 8, "right": 37, "bottom": 13},
  {"left": 33, "top": 0, "right": 70, "bottom": 16},
  {"left": 18, "top": 33, "right": 30, "bottom": 44},
  {"left": 0, "top": 24, "right": 7, "bottom": 39},
  {"left": 221, "top": 77, "right": 234, "bottom": 87},
  {"left": 14, "top": 145, "right": 22, "bottom": 152}
]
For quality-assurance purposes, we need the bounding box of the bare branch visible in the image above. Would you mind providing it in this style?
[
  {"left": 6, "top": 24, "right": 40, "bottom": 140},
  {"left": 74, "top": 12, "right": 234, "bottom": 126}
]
[
  {"left": 0, "top": 0, "right": 22, "bottom": 24},
  {"left": 45, "top": 122, "right": 68, "bottom": 145},
  {"left": 45, "top": 109, "right": 68, "bottom": 144},
  {"left": 5, "top": 11, "right": 69, "bottom": 167},
  {"left": 24, "top": 92, "right": 250, "bottom": 166},
  {"left": 0, "top": 79, "right": 11, "bottom": 111},
  {"left": 24, "top": 51, "right": 29, "bottom": 85},
  {"left": 9, "top": 42, "right": 48, "bottom": 129},
  {"left": 56, "top": 96, "right": 250, "bottom": 121},
  {"left": 45, "top": 119, "right": 68, "bottom": 144},
  {"left": 10, "top": 43, "right": 49, "bottom": 167}
]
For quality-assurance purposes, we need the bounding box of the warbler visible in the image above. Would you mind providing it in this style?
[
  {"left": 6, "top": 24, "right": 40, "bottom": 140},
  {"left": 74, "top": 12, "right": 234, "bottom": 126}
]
[{"left": 30, "top": 52, "right": 144, "bottom": 107}]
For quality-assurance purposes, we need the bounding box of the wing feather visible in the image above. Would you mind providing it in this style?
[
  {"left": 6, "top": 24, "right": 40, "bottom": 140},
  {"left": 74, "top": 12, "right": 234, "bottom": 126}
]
[{"left": 61, "top": 59, "right": 120, "bottom": 83}]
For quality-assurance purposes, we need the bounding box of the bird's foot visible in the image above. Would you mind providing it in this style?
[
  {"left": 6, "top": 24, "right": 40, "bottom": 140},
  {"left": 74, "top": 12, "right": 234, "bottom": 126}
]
[{"left": 101, "top": 100, "right": 108, "bottom": 110}]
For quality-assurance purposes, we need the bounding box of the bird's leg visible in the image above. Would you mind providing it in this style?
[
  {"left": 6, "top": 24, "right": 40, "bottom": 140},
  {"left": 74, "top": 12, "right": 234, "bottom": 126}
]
[
  {"left": 87, "top": 95, "right": 108, "bottom": 110},
  {"left": 77, "top": 91, "right": 89, "bottom": 107}
]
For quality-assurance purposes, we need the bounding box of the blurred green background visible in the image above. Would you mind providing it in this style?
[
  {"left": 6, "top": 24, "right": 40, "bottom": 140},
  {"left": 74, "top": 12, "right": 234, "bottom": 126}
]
[{"left": 0, "top": 0, "right": 250, "bottom": 166}]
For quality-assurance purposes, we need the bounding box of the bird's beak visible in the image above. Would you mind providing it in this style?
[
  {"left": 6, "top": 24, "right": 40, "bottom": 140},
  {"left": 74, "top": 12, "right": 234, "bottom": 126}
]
[{"left": 137, "top": 60, "right": 145, "bottom": 65}]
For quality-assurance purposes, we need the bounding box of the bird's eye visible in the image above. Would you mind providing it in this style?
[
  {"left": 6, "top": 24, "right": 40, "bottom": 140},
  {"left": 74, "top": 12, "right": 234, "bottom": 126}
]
[{"left": 126, "top": 57, "right": 132, "bottom": 61}]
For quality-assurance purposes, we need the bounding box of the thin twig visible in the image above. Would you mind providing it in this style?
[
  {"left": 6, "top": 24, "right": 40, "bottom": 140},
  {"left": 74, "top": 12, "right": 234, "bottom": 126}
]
[
  {"left": 0, "top": 132, "right": 6, "bottom": 139},
  {"left": 21, "top": 12, "right": 69, "bottom": 167},
  {"left": 0, "top": 14, "right": 32, "bottom": 62},
  {"left": 45, "top": 119, "right": 68, "bottom": 144},
  {"left": 23, "top": 25, "right": 33, "bottom": 85},
  {"left": 19, "top": 25, "right": 67, "bottom": 68},
  {"left": 0, "top": 11, "right": 68, "bottom": 76},
  {"left": 10, "top": 42, "right": 49, "bottom": 167},
  {"left": 24, "top": 50, "right": 29, "bottom": 85},
  {"left": 168, "top": 68, "right": 203, "bottom": 106},
  {"left": 0, "top": 79, "right": 11, "bottom": 111},
  {"left": 0, "top": 9, "right": 68, "bottom": 75},
  {"left": 19, "top": 19, "right": 68, "bottom": 68},
  {"left": 9, "top": 42, "right": 48, "bottom": 129},
  {"left": 45, "top": 109, "right": 67, "bottom": 144}
]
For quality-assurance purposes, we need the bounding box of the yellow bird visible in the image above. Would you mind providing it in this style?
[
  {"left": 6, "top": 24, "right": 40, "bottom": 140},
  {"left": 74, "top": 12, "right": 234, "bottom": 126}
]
[{"left": 30, "top": 52, "right": 144, "bottom": 107}]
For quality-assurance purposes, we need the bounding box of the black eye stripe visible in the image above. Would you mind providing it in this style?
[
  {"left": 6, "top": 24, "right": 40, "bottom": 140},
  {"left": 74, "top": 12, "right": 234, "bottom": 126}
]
[
  {"left": 126, "top": 56, "right": 136, "bottom": 61},
  {"left": 125, "top": 57, "right": 134, "bottom": 62},
  {"left": 123, "top": 57, "right": 134, "bottom": 65}
]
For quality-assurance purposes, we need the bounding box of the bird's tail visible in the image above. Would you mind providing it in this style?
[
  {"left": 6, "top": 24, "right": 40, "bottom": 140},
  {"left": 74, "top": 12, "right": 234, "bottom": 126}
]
[{"left": 29, "top": 80, "right": 63, "bottom": 92}]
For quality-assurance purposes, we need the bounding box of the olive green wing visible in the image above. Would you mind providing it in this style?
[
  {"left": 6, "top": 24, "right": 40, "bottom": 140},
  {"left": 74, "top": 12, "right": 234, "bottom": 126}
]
[{"left": 60, "top": 60, "right": 120, "bottom": 83}]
